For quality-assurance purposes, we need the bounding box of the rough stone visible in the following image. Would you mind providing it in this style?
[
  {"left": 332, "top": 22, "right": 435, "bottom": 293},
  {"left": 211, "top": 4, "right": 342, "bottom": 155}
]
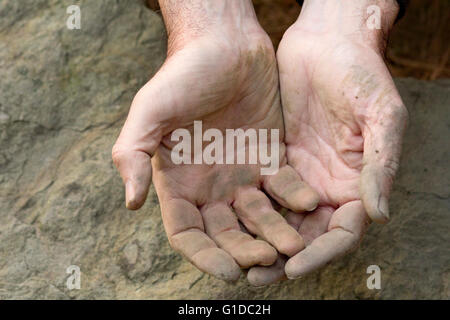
[{"left": 0, "top": 0, "right": 448, "bottom": 299}]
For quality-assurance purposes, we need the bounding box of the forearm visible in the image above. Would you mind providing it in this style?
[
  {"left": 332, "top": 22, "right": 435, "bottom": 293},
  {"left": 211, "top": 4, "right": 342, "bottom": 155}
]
[
  {"left": 158, "top": 0, "right": 262, "bottom": 51},
  {"left": 295, "top": 0, "right": 400, "bottom": 51}
]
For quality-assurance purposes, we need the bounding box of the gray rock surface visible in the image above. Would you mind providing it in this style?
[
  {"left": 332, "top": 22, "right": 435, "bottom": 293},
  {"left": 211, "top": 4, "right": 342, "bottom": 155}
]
[{"left": 0, "top": 0, "right": 448, "bottom": 299}]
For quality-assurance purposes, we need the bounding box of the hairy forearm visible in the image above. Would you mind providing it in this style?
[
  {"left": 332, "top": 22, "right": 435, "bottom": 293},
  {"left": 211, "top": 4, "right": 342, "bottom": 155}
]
[
  {"left": 296, "top": 0, "right": 399, "bottom": 51},
  {"left": 158, "top": 0, "right": 262, "bottom": 51}
]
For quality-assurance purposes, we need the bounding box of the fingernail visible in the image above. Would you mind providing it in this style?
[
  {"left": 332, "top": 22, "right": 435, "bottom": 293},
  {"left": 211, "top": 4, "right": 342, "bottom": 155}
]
[
  {"left": 125, "top": 181, "right": 136, "bottom": 209},
  {"left": 378, "top": 196, "right": 390, "bottom": 221}
]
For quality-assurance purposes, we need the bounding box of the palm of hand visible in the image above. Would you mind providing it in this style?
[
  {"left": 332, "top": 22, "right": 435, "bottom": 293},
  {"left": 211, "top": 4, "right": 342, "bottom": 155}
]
[
  {"left": 155, "top": 40, "right": 283, "bottom": 274},
  {"left": 119, "top": 36, "right": 319, "bottom": 281},
  {"left": 248, "top": 30, "right": 407, "bottom": 284},
  {"left": 153, "top": 38, "right": 283, "bottom": 203},
  {"left": 282, "top": 36, "right": 381, "bottom": 210}
]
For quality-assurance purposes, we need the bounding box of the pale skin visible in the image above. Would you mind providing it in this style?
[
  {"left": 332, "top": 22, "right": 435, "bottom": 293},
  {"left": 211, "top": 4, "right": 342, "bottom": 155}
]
[
  {"left": 113, "top": 0, "right": 408, "bottom": 284},
  {"left": 248, "top": 0, "right": 408, "bottom": 285},
  {"left": 112, "top": 0, "right": 319, "bottom": 281}
]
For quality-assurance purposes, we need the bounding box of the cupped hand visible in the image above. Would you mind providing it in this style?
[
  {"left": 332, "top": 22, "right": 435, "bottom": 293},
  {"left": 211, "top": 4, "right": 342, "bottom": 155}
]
[
  {"left": 112, "top": 23, "right": 319, "bottom": 281},
  {"left": 248, "top": 2, "right": 408, "bottom": 285}
]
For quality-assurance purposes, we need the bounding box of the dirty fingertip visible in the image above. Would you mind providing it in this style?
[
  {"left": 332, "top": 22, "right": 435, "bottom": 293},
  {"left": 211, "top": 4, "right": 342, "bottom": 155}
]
[
  {"left": 360, "top": 167, "right": 390, "bottom": 224},
  {"left": 364, "top": 192, "right": 390, "bottom": 224},
  {"left": 300, "top": 188, "right": 320, "bottom": 212},
  {"left": 249, "top": 240, "right": 278, "bottom": 267},
  {"left": 273, "top": 228, "right": 305, "bottom": 257},
  {"left": 377, "top": 195, "right": 390, "bottom": 222},
  {"left": 125, "top": 181, "right": 140, "bottom": 210},
  {"left": 248, "top": 264, "right": 286, "bottom": 287},
  {"left": 192, "top": 248, "right": 241, "bottom": 282},
  {"left": 284, "top": 257, "right": 303, "bottom": 280}
]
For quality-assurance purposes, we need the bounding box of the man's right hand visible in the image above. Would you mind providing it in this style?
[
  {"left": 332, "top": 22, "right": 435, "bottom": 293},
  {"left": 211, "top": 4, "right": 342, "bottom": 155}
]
[{"left": 112, "top": 0, "right": 319, "bottom": 281}]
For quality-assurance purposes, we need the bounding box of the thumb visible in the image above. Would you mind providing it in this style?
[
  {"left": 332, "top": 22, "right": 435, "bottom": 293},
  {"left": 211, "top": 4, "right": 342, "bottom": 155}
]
[
  {"left": 112, "top": 83, "right": 165, "bottom": 210},
  {"left": 360, "top": 89, "right": 408, "bottom": 224}
]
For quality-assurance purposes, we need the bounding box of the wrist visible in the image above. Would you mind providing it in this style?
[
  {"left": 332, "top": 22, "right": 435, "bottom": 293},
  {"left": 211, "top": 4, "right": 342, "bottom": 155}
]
[
  {"left": 293, "top": 0, "right": 399, "bottom": 53},
  {"left": 159, "top": 0, "right": 265, "bottom": 53}
]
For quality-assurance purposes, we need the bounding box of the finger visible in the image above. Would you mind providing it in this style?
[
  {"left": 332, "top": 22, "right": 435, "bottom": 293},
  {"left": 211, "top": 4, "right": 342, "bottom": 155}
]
[
  {"left": 246, "top": 208, "right": 331, "bottom": 286},
  {"left": 247, "top": 255, "right": 288, "bottom": 287},
  {"left": 361, "top": 89, "right": 408, "bottom": 224},
  {"left": 263, "top": 165, "right": 320, "bottom": 213},
  {"left": 233, "top": 187, "right": 305, "bottom": 257},
  {"left": 112, "top": 87, "right": 164, "bottom": 210},
  {"left": 285, "top": 200, "right": 370, "bottom": 279},
  {"left": 247, "top": 208, "right": 330, "bottom": 286},
  {"left": 245, "top": 211, "right": 303, "bottom": 287},
  {"left": 297, "top": 206, "right": 334, "bottom": 246},
  {"left": 201, "top": 203, "right": 277, "bottom": 268},
  {"left": 112, "top": 148, "right": 153, "bottom": 210},
  {"left": 161, "top": 198, "right": 241, "bottom": 281}
]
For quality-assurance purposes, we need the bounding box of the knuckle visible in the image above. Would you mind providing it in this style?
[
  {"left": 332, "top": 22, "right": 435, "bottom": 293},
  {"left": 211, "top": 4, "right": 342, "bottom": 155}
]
[{"left": 111, "top": 144, "right": 127, "bottom": 167}]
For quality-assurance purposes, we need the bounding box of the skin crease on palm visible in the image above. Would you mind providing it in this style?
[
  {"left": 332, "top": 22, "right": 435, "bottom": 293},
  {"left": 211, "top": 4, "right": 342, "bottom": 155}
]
[
  {"left": 112, "top": 0, "right": 321, "bottom": 281},
  {"left": 247, "top": 0, "right": 409, "bottom": 286}
]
